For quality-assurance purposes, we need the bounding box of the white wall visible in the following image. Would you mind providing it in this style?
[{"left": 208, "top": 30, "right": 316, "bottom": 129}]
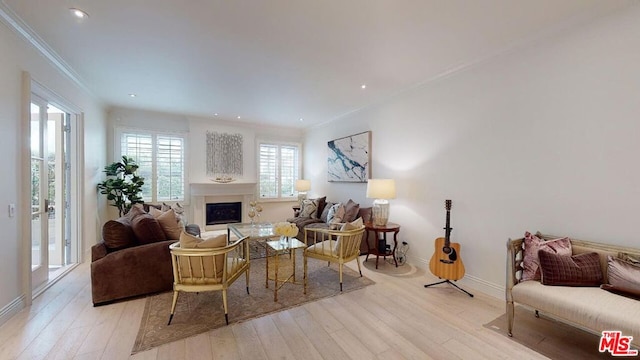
[
  {"left": 0, "top": 21, "right": 106, "bottom": 322},
  {"left": 304, "top": 6, "right": 640, "bottom": 298}
]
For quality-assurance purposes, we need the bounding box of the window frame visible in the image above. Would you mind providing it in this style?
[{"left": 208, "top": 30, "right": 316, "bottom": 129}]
[
  {"left": 257, "top": 140, "right": 302, "bottom": 201},
  {"left": 115, "top": 127, "right": 188, "bottom": 204}
]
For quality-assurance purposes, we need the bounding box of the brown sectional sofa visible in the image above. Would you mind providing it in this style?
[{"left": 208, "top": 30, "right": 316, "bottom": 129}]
[
  {"left": 287, "top": 197, "right": 373, "bottom": 254},
  {"left": 91, "top": 204, "right": 200, "bottom": 305}
]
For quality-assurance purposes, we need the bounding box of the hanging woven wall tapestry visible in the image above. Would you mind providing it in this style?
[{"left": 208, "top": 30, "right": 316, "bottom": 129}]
[
  {"left": 327, "top": 131, "right": 371, "bottom": 182},
  {"left": 206, "top": 131, "right": 243, "bottom": 182}
]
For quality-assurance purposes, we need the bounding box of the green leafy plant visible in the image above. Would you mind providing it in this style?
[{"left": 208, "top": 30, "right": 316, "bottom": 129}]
[{"left": 97, "top": 156, "right": 145, "bottom": 217}]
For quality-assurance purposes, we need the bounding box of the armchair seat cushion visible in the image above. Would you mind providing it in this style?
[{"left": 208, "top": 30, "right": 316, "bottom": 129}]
[{"left": 307, "top": 240, "right": 338, "bottom": 256}]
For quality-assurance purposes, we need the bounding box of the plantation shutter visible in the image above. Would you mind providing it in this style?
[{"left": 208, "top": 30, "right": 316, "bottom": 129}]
[
  {"left": 157, "top": 136, "right": 184, "bottom": 201},
  {"left": 259, "top": 144, "right": 278, "bottom": 198},
  {"left": 280, "top": 145, "right": 298, "bottom": 197},
  {"left": 121, "top": 133, "right": 153, "bottom": 200}
]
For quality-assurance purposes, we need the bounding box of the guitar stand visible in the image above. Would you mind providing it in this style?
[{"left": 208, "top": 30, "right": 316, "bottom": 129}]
[{"left": 424, "top": 279, "right": 474, "bottom": 298}]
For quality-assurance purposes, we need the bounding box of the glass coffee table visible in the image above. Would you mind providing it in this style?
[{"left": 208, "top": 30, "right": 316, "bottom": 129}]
[
  {"left": 265, "top": 237, "right": 307, "bottom": 302},
  {"left": 227, "top": 223, "right": 279, "bottom": 259}
]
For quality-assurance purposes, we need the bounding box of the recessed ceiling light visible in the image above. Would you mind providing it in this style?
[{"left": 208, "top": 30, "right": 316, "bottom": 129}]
[
  {"left": 237, "top": 116, "right": 241, "bottom": 119},
  {"left": 299, "top": 118, "right": 304, "bottom": 122},
  {"left": 128, "top": 93, "right": 136, "bottom": 98},
  {"left": 70, "top": 8, "right": 89, "bottom": 19},
  {"left": 214, "top": 113, "right": 218, "bottom": 116},
  {"left": 361, "top": 84, "right": 367, "bottom": 89}
]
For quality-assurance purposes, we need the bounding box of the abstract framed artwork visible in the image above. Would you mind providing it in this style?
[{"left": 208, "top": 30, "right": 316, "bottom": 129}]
[{"left": 327, "top": 131, "right": 371, "bottom": 182}]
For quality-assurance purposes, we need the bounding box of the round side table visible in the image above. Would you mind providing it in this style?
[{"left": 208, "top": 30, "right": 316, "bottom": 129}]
[{"left": 364, "top": 222, "right": 400, "bottom": 269}]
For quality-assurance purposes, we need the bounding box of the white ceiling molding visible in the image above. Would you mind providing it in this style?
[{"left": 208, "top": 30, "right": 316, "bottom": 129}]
[{"left": 0, "top": 1, "right": 93, "bottom": 96}]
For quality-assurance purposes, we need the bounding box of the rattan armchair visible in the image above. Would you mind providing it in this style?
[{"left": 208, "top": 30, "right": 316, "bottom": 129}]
[
  {"left": 168, "top": 236, "right": 250, "bottom": 325},
  {"left": 303, "top": 225, "right": 365, "bottom": 292}
]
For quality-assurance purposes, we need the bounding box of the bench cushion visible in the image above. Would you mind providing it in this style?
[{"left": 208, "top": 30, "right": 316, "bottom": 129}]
[{"left": 512, "top": 281, "right": 640, "bottom": 342}]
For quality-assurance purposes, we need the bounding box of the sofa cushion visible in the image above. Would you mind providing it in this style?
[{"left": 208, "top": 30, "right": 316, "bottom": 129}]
[
  {"left": 130, "top": 213, "right": 167, "bottom": 244},
  {"left": 300, "top": 199, "right": 319, "bottom": 218},
  {"left": 179, "top": 231, "right": 227, "bottom": 277},
  {"left": 343, "top": 199, "right": 360, "bottom": 223},
  {"left": 102, "top": 217, "right": 135, "bottom": 251},
  {"left": 522, "top": 232, "right": 572, "bottom": 281},
  {"left": 539, "top": 251, "right": 603, "bottom": 286},
  {"left": 601, "top": 256, "right": 640, "bottom": 299},
  {"left": 511, "top": 280, "right": 640, "bottom": 343}
]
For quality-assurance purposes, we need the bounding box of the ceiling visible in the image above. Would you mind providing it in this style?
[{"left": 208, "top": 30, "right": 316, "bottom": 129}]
[{"left": 0, "top": 0, "right": 632, "bottom": 129}]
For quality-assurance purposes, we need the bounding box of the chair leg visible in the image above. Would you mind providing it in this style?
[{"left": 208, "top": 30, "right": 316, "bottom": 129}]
[
  {"left": 222, "top": 289, "right": 229, "bottom": 325},
  {"left": 245, "top": 269, "right": 250, "bottom": 295},
  {"left": 327, "top": 261, "right": 330, "bottom": 267},
  {"left": 303, "top": 254, "right": 308, "bottom": 295},
  {"left": 356, "top": 257, "right": 363, "bottom": 277},
  {"left": 168, "top": 290, "right": 179, "bottom": 325},
  {"left": 339, "top": 263, "right": 344, "bottom": 292}
]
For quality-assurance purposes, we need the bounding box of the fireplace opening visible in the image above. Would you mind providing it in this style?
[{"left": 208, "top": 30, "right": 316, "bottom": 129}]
[{"left": 206, "top": 202, "right": 242, "bottom": 225}]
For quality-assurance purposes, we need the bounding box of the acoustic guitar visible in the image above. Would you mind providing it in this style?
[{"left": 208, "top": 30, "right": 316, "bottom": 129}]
[{"left": 428, "top": 200, "right": 466, "bottom": 281}]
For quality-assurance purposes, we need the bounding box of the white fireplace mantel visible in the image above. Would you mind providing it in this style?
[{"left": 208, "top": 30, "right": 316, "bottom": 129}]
[
  {"left": 190, "top": 182, "right": 258, "bottom": 196},
  {"left": 189, "top": 182, "right": 258, "bottom": 230}
]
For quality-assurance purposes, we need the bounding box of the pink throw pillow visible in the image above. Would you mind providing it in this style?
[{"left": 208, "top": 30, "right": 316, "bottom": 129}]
[{"left": 521, "top": 232, "right": 572, "bottom": 281}]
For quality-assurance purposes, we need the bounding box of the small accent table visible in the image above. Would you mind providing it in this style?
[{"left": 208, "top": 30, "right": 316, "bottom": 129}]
[
  {"left": 364, "top": 222, "right": 400, "bottom": 269},
  {"left": 265, "top": 237, "right": 306, "bottom": 302}
]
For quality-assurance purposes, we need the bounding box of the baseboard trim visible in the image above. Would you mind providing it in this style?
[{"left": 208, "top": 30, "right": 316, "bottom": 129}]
[
  {"left": 0, "top": 295, "right": 26, "bottom": 327},
  {"left": 409, "top": 255, "right": 505, "bottom": 300}
]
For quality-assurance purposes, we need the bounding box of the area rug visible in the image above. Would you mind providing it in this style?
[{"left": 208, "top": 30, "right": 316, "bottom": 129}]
[
  {"left": 132, "top": 253, "right": 374, "bottom": 354},
  {"left": 484, "top": 306, "right": 616, "bottom": 359}
]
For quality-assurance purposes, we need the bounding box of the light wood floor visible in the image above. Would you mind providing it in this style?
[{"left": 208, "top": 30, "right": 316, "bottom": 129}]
[{"left": 0, "top": 257, "right": 559, "bottom": 360}]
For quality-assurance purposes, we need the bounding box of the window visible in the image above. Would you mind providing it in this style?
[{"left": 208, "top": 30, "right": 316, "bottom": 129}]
[
  {"left": 259, "top": 142, "right": 300, "bottom": 199},
  {"left": 119, "top": 131, "right": 185, "bottom": 202}
]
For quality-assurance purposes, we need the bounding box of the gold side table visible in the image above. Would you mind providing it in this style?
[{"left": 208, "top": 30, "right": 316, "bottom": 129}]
[{"left": 265, "top": 237, "right": 306, "bottom": 302}]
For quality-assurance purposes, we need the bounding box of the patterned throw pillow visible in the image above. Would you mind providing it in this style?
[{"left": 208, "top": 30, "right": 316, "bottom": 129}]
[
  {"left": 164, "top": 202, "right": 187, "bottom": 227},
  {"left": 299, "top": 199, "right": 319, "bottom": 218},
  {"left": 539, "top": 251, "right": 603, "bottom": 286},
  {"left": 326, "top": 203, "right": 345, "bottom": 225},
  {"left": 521, "top": 232, "right": 572, "bottom": 281}
]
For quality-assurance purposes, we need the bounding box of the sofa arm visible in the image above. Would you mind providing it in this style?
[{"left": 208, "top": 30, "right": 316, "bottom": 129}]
[
  {"left": 91, "top": 240, "right": 175, "bottom": 305},
  {"left": 91, "top": 242, "right": 109, "bottom": 262}
]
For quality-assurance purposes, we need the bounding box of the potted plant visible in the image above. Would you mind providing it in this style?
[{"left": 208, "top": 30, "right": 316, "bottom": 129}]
[{"left": 97, "top": 156, "right": 145, "bottom": 216}]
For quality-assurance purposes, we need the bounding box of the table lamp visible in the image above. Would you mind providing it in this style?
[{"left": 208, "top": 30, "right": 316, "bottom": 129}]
[
  {"left": 295, "top": 179, "right": 311, "bottom": 205},
  {"left": 366, "top": 179, "right": 396, "bottom": 226}
]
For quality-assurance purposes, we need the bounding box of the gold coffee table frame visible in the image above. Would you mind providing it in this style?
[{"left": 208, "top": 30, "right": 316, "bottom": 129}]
[{"left": 265, "top": 237, "right": 306, "bottom": 302}]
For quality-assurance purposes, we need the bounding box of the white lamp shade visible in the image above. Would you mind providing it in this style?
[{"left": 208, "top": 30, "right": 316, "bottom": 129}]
[
  {"left": 366, "top": 179, "right": 396, "bottom": 199},
  {"left": 295, "top": 179, "right": 311, "bottom": 192}
]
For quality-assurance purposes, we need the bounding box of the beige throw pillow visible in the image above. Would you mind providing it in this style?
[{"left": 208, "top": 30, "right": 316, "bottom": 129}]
[
  {"left": 179, "top": 231, "right": 227, "bottom": 278},
  {"left": 334, "top": 217, "right": 364, "bottom": 254},
  {"left": 156, "top": 209, "right": 184, "bottom": 239}
]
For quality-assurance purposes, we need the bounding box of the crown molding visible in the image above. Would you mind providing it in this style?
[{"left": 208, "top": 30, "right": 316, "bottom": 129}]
[{"left": 0, "top": 1, "right": 93, "bottom": 96}]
